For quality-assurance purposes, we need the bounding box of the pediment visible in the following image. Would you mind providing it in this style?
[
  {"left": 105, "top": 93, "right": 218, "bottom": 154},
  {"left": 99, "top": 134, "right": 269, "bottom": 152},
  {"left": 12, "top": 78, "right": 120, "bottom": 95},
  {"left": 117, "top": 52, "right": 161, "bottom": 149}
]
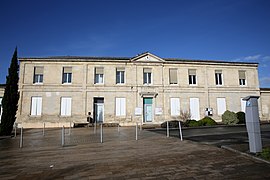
[{"left": 131, "top": 52, "right": 165, "bottom": 62}]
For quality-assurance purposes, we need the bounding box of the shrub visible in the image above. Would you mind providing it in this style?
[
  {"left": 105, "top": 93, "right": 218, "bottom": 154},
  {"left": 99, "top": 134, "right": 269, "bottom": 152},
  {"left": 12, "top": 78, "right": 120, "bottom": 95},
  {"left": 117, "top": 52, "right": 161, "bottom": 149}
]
[
  {"left": 200, "top": 116, "right": 217, "bottom": 126},
  {"left": 236, "top": 111, "right": 246, "bottom": 124},
  {"left": 257, "top": 147, "right": 270, "bottom": 161},
  {"left": 161, "top": 120, "right": 182, "bottom": 128},
  {"left": 185, "top": 120, "right": 200, "bottom": 127},
  {"left": 222, "top": 110, "right": 239, "bottom": 125},
  {"left": 178, "top": 110, "right": 191, "bottom": 122}
]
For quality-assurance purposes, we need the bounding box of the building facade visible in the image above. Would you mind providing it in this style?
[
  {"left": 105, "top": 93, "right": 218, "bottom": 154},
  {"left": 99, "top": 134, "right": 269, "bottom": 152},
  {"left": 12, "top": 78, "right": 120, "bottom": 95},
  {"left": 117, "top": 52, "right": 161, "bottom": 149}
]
[
  {"left": 260, "top": 88, "right": 270, "bottom": 121},
  {"left": 17, "top": 52, "right": 262, "bottom": 128}
]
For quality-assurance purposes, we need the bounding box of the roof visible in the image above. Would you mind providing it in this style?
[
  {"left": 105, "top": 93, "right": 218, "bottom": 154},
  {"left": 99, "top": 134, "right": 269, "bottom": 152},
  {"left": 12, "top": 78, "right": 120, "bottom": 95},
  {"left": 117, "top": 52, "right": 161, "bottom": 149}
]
[{"left": 18, "top": 52, "right": 258, "bottom": 66}]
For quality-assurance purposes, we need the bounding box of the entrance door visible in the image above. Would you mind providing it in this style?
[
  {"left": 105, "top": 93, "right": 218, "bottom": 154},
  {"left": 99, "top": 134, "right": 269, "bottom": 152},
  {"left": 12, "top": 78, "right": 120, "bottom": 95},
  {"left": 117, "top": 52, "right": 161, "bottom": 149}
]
[
  {"left": 94, "top": 98, "right": 104, "bottom": 123},
  {"left": 143, "top": 98, "right": 153, "bottom": 122}
]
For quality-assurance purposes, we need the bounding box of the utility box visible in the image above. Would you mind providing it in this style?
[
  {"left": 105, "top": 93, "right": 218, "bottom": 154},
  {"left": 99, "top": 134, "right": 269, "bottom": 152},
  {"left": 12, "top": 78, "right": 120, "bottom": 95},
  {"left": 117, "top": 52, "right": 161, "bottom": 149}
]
[{"left": 243, "top": 96, "right": 262, "bottom": 153}]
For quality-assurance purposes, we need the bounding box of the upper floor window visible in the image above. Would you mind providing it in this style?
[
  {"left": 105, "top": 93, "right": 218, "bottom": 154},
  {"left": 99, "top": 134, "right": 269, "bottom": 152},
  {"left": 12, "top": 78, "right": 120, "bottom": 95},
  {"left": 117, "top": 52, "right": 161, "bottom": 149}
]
[
  {"left": 143, "top": 68, "right": 152, "bottom": 84},
  {"left": 33, "top": 67, "right": 43, "bottom": 84},
  {"left": 62, "top": 67, "right": 72, "bottom": 84},
  {"left": 215, "top": 70, "right": 223, "bottom": 85},
  {"left": 239, "top": 70, "right": 246, "bottom": 86},
  {"left": 169, "top": 68, "right": 177, "bottom": 84},
  {"left": 188, "top": 69, "right": 197, "bottom": 85},
  {"left": 116, "top": 68, "right": 125, "bottom": 84},
  {"left": 95, "top": 67, "right": 104, "bottom": 84}
]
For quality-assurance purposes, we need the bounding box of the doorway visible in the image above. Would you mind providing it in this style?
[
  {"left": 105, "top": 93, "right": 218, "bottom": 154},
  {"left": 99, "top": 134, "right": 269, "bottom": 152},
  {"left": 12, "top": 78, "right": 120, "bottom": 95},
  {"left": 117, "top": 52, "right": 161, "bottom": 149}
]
[
  {"left": 94, "top": 98, "right": 104, "bottom": 123},
  {"left": 143, "top": 97, "right": 153, "bottom": 122}
]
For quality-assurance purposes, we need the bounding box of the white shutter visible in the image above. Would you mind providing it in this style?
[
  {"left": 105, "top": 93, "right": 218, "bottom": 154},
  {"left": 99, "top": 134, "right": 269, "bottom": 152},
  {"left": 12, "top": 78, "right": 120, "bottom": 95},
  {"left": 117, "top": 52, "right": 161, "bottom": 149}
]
[
  {"left": 241, "top": 98, "right": 246, "bottom": 112},
  {"left": 170, "top": 98, "right": 180, "bottom": 116},
  {"left": 217, "top": 98, "right": 226, "bottom": 115},
  {"left": 116, "top": 98, "right": 121, "bottom": 116},
  {"left": 61, "top": 98, "right": 66, "bottom": 116},
  {"left": 190, "top": 98, "right": 200, "bottom": 120},
  {"left": 66, "top": 98, "right": 72, "bottom": 116},
  {"left": 121, "top": 98, "right": 126, "bottom": 116},
  {"left": 36, "top": 97, "right": 42, "bottom": 116}
]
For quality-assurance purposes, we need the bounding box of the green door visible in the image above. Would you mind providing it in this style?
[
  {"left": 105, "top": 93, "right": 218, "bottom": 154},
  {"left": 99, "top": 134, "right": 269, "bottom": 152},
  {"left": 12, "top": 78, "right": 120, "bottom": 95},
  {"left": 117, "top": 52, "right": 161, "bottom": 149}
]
[{"left": 143, "top": 98, "right": 153, "bottom": 122}]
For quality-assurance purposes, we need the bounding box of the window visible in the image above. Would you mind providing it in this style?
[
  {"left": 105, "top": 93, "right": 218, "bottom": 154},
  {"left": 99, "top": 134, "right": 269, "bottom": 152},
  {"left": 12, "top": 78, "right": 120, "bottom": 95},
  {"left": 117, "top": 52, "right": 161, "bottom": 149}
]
[
  {"left": 62, "top": 67, "right": 72, "bottom": 84},
  {"left": 115, "top": 98, "right": 126, "bottom": 116},
  {"left": 188, "top": 69, "right": 197, "bottom": 85},
  {"left": 217, "top": 98, "right": 226, "bottom": 115},
  {"left": 239, "top": 70, "right": 246, "bottom": 86},
  {"left": 190, "top": 98, "right": 200, "bottom": 120},
  {"left": 95, "top": 67, "right": 104, "bottom": 84},
  {"left": 170, "top": 98, "right": 180, "bottom": 116},
  {"left": 169, "top": 69, "right": 177, "bottom": 84},
  {"left": 60, "top": 97, "right": 72, "bottom": 116},
  {"left": 31, "top": 97, "right": 42, "bottom": 116},
  {"left": 215, "top": 70, "right": 223, "bottom": 85},
  {"left": 33, "top": 67, "right": 43, "bottom": 84},
  {"left": 116, "top": 68, "right": 125, "bottom": 84},
  {"left": 143, "top": 68, "right": 152, "bottom": 84}
]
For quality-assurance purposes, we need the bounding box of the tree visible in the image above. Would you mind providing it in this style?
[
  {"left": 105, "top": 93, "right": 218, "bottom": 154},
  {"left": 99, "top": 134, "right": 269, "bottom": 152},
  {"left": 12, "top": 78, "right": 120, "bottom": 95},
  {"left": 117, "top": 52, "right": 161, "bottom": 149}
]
[{"left": 0, "top": 48, "right": 19, "bottom": 136}]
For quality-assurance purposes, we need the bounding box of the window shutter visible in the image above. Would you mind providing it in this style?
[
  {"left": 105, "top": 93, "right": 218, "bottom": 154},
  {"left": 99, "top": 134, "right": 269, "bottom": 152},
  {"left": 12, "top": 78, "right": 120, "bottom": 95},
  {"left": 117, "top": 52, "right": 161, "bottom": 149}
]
[
  {"left": 239, "top": 71, "right": 246, "bottom": 79},
  {"left": 95, "top": 67, "right": 104, "bottom": 74},
  {"left": 215, "top": 70, "right": 222, "bottom": 74},
  {"left": 170, "top": 98, "right": 180, "bottom": 116},
  {"left": 143, "top": 68, "right": 152, "bottom": 73},
  {"left": 63, "top": 67, "right": 72, "bottom": 73},
  {"left": 121, "top": 98, "right": 126, "bottom": 116},
  {"left": 116, "top": 98, "right": 121, "bottom": 116},
  {"left": 35, "top": 67, "right": 43, "bottom": 74},
  {"left": 188, "top": 69, "right": 196, "bottom": 75},
  {"left": 116, "top": 67, "right": 125, "bottom": 71},
  {"left": 169, "top": 69, "right": 177, "bottom": 84}
]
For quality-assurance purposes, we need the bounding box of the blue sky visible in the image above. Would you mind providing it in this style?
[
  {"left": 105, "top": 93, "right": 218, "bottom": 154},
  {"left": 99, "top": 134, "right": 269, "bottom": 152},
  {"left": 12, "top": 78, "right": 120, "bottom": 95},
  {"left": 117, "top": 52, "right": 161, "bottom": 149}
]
[{"left": 1, "top": 0, "right": 270, "bottom": 87}]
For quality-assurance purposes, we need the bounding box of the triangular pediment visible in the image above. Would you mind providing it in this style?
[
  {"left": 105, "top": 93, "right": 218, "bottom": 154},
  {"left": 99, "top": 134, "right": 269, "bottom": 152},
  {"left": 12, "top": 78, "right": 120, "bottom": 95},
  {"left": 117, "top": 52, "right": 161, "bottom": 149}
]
[{"left": 131, "top": 52, "right": 165, "bottom": 62}]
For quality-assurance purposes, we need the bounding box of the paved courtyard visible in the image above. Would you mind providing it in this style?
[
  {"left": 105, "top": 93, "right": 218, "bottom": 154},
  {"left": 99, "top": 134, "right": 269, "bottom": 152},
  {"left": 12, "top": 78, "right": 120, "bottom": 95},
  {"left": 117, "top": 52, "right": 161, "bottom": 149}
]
[{"left": 1, "top": 126, "right": 270, "bottom": 179}]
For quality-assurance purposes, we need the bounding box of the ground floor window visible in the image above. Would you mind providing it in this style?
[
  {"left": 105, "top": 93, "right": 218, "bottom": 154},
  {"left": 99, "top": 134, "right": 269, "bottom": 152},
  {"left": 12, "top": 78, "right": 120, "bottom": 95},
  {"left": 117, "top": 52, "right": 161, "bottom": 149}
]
[
  {"left": 31, "top": 97, "right": 42, "bottom": 116},
  {"left": 190, "top": 98, "right": 200, "bottom": 120},
  {"left": 170, "top": 98, "right": 180, "bottom": 116},
  {"left": 115, "top": 98, "right": 126, "bottom": 116},
  {"left": 217, "top": 98, "right": 226, "bottom": 115},
  {"left": 61, "top": 97, "right": 72, "bottom": 116},
  {"left": 241, "top": 98, "right": 246, "bottom": 112}
]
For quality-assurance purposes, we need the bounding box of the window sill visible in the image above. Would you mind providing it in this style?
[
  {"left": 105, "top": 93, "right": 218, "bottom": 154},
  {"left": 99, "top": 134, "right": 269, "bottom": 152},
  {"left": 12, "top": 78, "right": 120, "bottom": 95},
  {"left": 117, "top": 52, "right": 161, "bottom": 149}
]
[
  {"left": 62, "top": 83, "right": 72, "bottom": 85},
  {"left": 33, "top": 83, "right": 43, "bottom": 85},
  {"left": 189, "top": 84, "right": 197, "bottom": 86}
]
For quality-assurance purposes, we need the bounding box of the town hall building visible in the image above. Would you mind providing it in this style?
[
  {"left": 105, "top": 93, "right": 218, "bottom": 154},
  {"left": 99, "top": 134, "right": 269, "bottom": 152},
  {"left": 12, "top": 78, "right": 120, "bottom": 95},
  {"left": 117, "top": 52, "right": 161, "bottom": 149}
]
[{"left": 16, "top": 52, "right": 264, "bottom": 128}]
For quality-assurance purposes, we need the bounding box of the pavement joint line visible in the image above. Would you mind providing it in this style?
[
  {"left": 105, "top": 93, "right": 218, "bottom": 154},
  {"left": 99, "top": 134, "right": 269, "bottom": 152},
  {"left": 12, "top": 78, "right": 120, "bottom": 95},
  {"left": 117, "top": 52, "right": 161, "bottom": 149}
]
[{"left": 221, "top": 145, "right": 270, "bottom": 165}]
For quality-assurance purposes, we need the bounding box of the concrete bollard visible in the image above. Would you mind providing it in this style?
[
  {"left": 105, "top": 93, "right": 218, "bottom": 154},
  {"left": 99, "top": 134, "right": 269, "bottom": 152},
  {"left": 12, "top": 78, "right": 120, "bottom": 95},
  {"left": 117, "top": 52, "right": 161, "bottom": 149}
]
[
  {"left": 69, "top": 121, "right": 71, "bottom": 136},
  {"left": 94, "top": 121, "right": 97, "bottom": 134},
  {"left": 140, "top": 121, "right": 142, "bottom": 131},
  {"left": 100, "top": 123, "right": 103, "bottom": 143},
  {"left": 61, "top": 126, "right": 65, "bottom": 147},
  {"left": 43, "top": 122, "right": 45, "bottom": 136},
  {"left": 19, "top": 127, "right": 23, "bottom": 148},
  {"left": 117, "top": 123, "right": 120, "bottom": 133},
  {"left": 14, "top": 124, "right": 17, "bottom": 138},
  {"left": 179, "top": 121, "right": 183, "bottom": 141},
  {"left": 136, "top": 122, "right": 138, "bottom": 141},
  {"left": 167, "top": 121, "right": 169, "bottom": 138}
]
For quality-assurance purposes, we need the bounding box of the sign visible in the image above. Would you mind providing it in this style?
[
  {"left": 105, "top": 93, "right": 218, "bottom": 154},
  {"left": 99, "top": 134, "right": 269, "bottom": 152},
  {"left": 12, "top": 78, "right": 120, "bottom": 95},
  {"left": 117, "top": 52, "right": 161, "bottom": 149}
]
[
  {"left": 155, "top": 107, "right": 163, "bottom": 115},
  {"left": 135, "top": 107, "right": 142, "bottom": 116}
]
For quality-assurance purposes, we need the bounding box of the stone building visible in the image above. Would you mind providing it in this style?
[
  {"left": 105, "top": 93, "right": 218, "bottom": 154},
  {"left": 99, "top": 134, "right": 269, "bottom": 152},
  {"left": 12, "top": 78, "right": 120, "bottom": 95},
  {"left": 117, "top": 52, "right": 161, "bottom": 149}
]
[
  {"left": 17, "top": 52, "right": 263, "bottom": 128},
  {"left": 260, "top": 88, "right": 270, "bottom": 121}
]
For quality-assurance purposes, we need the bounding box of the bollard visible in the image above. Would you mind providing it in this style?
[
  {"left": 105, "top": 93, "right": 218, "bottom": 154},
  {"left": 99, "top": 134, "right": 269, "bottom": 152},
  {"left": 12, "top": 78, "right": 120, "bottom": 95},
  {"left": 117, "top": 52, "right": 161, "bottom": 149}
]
[
  {"left": 100, "top": 123, "right": 103, "bottom": 143},
  {"left": 179, "top": 121, "right": 183, "bottom": 141},
  {"left": 61, "top": 126, "right": 65, "bottom": 147},
  {"left": 14, "top": 125, "right": 17, "bottom": 138},
  {"left": 43, "top": 122, "right": 45, "bottom": 136},
  {"left": 19, "top": 127, "right": 23, "bottom": 148},
  {"left": 136, "top": 122, "right": 138, "bottom": 141},
  {"left": 140, "top": 121, "right": 142, "bottom": 131},
  {"left": 167, "top": 121, "right": 169, "bottom": 137},
  {"left": 94, "top": 121, "right": 97, "bottom": 134},
  {"left": 69, "top": 121, "right": 71, "bottom": 136},
  {"left": 118, "top": 124, "right": 120, "bottom": 133}
]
